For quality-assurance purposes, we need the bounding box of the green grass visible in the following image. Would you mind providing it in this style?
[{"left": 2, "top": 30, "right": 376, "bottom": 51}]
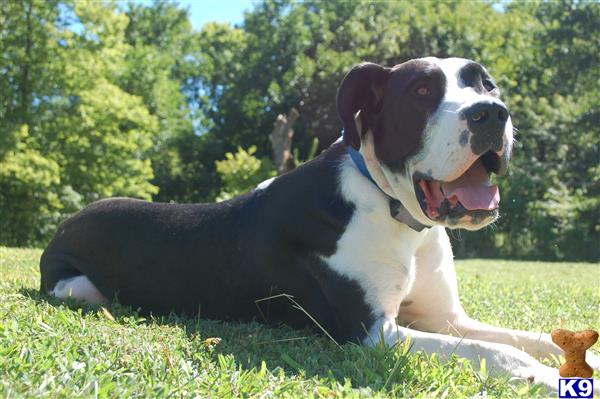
[{"left": 1, "top": 247, "right": 598, "bottom": 398}]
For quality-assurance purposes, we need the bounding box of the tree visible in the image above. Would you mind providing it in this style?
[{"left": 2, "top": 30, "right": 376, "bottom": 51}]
[
  {"left": 215, "top": 146, "right": 275, "bottom": 201},
  {"left": 0, "top": 1, "right": 161, "bottom": 244}
]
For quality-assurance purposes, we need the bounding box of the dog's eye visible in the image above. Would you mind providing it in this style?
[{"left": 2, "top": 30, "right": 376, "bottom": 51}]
[
  {"left": 483, "top": 79, "right": 496, "bottom": 92},
  {"left": 415, "top": 85, "right": 431, "bottom": 96}
]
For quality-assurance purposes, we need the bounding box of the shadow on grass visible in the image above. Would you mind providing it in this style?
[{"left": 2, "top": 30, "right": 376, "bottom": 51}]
[{"left": 18, "top": 287, "right": 407, "bottom": 394}]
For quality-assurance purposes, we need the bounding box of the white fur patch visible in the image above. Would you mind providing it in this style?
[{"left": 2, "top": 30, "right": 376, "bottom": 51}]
[
  {"left": 51, "top": 275, "right": 107, "bottom": 305},
  {"left": 256, "top": 177, "right": 276, "bottom": 190},
  {"left": 321, "top": 159, "right": 430, "bottom": 317},
  {"left": 255, "top": 177, "right": 276, "bottom": 191}
]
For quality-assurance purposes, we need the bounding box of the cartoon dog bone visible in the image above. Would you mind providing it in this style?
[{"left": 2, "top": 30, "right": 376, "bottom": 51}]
[{"left": 551, "top": 329, "right": 599, "bottom": 378}]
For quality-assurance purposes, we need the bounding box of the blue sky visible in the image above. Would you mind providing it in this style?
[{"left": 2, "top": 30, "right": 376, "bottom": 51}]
[
  {"left": 132, "top": 0, "right": 257, "bottom": 29},
  {"left": 132, "top": 1, "right": 507, "bottom": 29}
]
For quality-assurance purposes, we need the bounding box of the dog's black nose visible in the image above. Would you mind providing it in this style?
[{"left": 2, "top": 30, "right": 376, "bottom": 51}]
[
  {"left": 464, "top": 101, "right": 509, "bottom": 154},
  {"left": 465, "top": 101, "right": 508, "bottom": 130}
]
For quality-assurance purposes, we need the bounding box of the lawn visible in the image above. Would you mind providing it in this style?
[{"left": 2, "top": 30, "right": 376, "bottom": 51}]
[{"left": 1, "top": 247, "right": 598, "bottom": 398}]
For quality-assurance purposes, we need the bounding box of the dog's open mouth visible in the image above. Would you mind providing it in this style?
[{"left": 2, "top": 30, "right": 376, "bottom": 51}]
[{"left": 415, "top": 151, "right": 503, "bottom": 221}]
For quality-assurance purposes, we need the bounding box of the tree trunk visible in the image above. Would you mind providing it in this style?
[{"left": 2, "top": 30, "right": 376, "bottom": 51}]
[{"left": 269, "top": 108, "right": 299, "bottom": 175}]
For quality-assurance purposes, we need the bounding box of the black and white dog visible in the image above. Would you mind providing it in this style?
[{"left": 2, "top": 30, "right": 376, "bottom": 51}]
[{"left": 40, "top": 57, "right": 598, "bottom": 391}]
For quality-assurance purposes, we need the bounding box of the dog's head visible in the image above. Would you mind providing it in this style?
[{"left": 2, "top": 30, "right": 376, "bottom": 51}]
[{"left": 337, "top": 57, "right": 513, "bottom": 230}]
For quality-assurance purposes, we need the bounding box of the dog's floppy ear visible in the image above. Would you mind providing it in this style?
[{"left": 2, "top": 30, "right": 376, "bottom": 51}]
[{"left": 337, "top": 62, "right": 391, "bottom": 150}]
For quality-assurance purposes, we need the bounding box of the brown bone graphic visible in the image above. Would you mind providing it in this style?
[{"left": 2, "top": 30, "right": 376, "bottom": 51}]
[{"left": 551, "top": 329, "right": 598, "bottom": 378}]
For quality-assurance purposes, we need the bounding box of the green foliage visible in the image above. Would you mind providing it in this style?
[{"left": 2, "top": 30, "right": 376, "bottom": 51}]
[
  {"left": 460, "top": 0, "right": 600, "bottom": 261},
  {"left": 0, "top": 126, "right": 62, "bottom": 246},
  {"left": 215, "top": 146, "right": 275, "bottom": 201},
  {"left": 121, "top": 1, "right": 201, "bottom": 202},
  {"left": 1, "top": 0, "right": 165, "bottom": 243}
]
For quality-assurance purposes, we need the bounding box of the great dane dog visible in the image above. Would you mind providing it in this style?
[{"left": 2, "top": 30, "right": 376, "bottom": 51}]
[{"left": 40, "top": 57, "right": 599, "bottom": 392}]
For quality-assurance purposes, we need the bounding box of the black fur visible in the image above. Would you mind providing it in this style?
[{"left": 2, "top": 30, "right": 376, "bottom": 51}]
[
  {"left": 40, "top": 143, "right": 375, "bottom": 343},
  {"left": 458, "top": 62, "right": 496, "bottom": 94}
]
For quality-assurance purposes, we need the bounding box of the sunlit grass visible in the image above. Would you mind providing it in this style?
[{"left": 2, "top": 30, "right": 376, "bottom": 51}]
[{"left": 1, "top": 247, "right": 598, "bottom": 397}]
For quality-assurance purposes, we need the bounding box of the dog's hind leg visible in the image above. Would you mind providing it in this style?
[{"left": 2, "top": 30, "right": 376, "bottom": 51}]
[
  {"left": 40, "top": 251, "right": 107, "bottom": 305},
  {"left": 51, "top": 275, "right": 107, "bottom": 305}
]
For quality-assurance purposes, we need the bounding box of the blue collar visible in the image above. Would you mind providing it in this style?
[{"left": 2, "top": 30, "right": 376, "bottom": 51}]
[
  {"left": 345, "top": 139, "right": 426, "bottom": 232},
  {"left": 347, "top": 145, "right": 376, "bottom": 185}
]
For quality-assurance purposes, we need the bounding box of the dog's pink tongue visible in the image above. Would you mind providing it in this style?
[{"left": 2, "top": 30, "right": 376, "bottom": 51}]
[{"left": 442, "top": 160, "right": 500, "bottom": 211}]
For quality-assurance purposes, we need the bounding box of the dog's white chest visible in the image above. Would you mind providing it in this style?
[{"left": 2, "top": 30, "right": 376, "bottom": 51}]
[{"left": 322, "top": 161, "right": 429, "bottom": 317}]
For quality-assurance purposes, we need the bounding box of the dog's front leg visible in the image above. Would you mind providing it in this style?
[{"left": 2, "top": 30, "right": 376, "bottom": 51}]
[
  {"left": 404, "top": 227, "right": 600, "bottom": 371},
  {"left": 410, "top": 312, "right": 561, "bottom": 359},
  {"left": 438, "top": 315, "right": 600, "bottom": 372},
  {"left": 366, "top": 317, "right": 560, "bottom": 393}
]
